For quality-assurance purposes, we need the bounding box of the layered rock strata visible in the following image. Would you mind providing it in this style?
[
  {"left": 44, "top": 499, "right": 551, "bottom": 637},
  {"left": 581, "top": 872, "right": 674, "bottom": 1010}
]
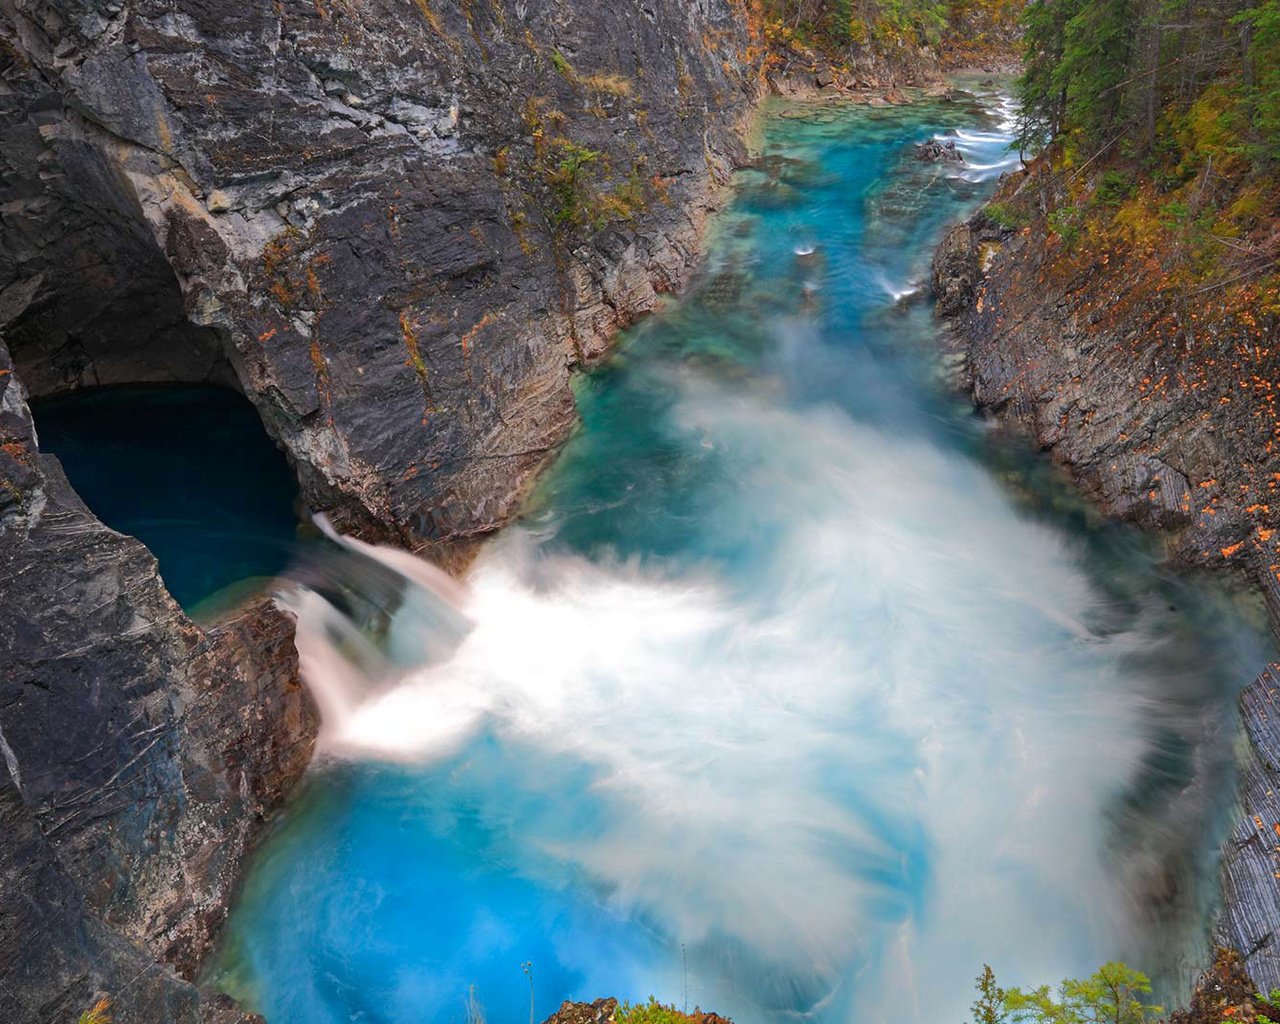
[{"left": 934, "top": 193, "right": 1280, "bottom": 990}]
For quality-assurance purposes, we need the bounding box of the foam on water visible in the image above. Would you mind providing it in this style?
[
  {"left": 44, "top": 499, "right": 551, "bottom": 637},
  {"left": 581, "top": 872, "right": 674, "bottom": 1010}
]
[{"left": 211, "top": 85, "right": 1268, "bottom": 1024}]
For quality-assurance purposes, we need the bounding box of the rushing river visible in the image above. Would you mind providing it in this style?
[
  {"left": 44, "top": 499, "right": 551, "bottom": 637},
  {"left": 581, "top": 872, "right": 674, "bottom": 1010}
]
[{"left": 211, "top": 85, "right": 1270, "bottom": 1024}]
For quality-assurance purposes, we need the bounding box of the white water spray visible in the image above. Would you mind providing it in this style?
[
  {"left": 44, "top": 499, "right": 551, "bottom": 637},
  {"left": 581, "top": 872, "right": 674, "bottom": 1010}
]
[{"left": 281, "top": 377, "right": 1230, "bottom": 1022}]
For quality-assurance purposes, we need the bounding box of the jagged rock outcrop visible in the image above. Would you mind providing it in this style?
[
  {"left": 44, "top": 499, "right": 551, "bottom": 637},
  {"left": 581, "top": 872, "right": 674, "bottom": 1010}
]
[
  {"left": 935, "top": 188, "right": 1280, "bottom": 991},
  {"left": 1, "top": 0, "right": 771, "bottom": 548},
  {"left": 543, "top": 999, "right": 624, "bottom": 1024},
  {"left": 916, "top": 137, "right": 964, "bottom": 164},
  {"left": 0, "top": 339, "right": 314, "bottom": 1021}
]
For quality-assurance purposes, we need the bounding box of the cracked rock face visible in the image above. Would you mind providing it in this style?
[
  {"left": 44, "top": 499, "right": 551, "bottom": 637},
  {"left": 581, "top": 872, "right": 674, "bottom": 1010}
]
[
  {"left": 2, "top": 0, "right": 761, "bottom": 547},
  {"left": 0, "top": 340, "right": 316, "bottom": 1022},
  {"left": 934, "top": 203, "right": 1280, "bottom": 993},
  {"left": 934, "top": 210, "right": 1280, "bottom": 602}
]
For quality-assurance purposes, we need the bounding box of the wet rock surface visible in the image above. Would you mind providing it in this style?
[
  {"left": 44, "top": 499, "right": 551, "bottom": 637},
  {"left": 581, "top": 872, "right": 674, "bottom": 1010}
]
[
  {"left": 931, "top": 221, "right": 978, "bottom": 315},
  {"left": 916, "top": 138, "right": 964, "bottom": 163},
  {"left": 0, "top": 339, "right": 314, "bottom": 1021},
  {"left": 935, "top": 194, "right": 1280, "bottom": 992},
  {"left": 1222, "top": 663, "right": 1280, "bottom": 990},
  {"left": 1, "top": 0, "right": 766, "bottom": 546}
]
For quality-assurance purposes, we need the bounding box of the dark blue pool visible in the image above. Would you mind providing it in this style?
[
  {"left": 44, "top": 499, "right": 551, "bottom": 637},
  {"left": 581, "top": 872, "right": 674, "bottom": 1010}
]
[{"left": 31, "top": 383, "right": 301, "bottom": 613}]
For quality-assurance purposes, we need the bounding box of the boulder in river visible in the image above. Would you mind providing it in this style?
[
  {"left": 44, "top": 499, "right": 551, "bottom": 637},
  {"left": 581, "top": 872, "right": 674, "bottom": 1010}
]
[{"left": 916, "top": 138, "right": 966, "bottom": 163}]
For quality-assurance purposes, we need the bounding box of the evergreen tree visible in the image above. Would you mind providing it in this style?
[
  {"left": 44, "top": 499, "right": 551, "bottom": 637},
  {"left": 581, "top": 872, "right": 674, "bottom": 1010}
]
[
  {"left": 1015, "top": 0, "right": 1077, "bottom": 157},
  {"left": 1058, "top": 0, "right": 1136, "bottom": 142},
  {"left": 1235, "top": 0, "right": 1280, "bottom": 160},
  {"left": 972, "top": 965, "right": 1008, "bottom": 1024}
]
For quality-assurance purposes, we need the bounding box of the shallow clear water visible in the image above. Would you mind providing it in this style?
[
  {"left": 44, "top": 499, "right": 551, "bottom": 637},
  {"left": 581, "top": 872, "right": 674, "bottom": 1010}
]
[
  {"left": 211, "top": 87, "right": 1270, "bottom": 1024},
  {"left": 29, "top": 384, "right": 300, "bottom": 612}
]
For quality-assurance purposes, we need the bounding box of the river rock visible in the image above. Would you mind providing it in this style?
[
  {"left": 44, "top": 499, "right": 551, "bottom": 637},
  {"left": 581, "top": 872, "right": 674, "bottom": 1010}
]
[{"left": 916, "top": 138, "right": 965, "bottom": 163}]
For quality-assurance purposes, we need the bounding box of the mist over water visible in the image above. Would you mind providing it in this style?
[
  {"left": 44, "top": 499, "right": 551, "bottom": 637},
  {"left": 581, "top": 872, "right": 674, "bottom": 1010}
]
[{"left": 212, "top": 85, "right": 1269, "bottom": 1024}]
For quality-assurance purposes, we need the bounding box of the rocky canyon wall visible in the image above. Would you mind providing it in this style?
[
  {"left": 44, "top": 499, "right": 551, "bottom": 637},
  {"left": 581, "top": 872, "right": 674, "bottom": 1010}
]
[
  {"left": 934, "top": 181, "right": 1280, "bottom": 991},
  {"left": 0, "top": 0, "right": 977, "bottom": 1014},
  {"left": 2, "top": 0, "right": 770, "bottom": 548}
]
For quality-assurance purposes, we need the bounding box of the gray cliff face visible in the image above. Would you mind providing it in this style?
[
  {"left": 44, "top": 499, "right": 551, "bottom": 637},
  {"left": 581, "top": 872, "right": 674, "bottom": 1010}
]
[
  {"left": 0, "top": 342, "right": 316, "bottom": 1021},
  {"left": 933, "top": 207, "right": 1280, "bottom": 990},
  {"left": 1, "top": 0, "right": 764, "bottom": 547}
]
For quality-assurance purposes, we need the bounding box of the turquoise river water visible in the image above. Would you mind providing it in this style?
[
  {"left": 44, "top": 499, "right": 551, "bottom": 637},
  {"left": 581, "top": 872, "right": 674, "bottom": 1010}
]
[{"left": 209, "top": 86, "right": 1271, "bottom": 1024}]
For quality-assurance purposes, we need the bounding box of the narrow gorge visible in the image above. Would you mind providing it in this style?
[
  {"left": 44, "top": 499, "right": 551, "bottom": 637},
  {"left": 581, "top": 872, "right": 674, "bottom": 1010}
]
[{"left": 1, "top": 1, "right": 1277, "bottom": 1023}]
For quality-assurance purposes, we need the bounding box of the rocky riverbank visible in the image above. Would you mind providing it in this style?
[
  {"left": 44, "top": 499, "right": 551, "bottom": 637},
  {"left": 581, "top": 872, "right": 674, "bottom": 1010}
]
[{"left": 934, "top": 173, "right": 1280, "bottom": 990}]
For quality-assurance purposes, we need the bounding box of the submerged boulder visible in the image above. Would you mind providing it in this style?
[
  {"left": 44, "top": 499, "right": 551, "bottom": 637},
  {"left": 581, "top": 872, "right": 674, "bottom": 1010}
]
[{"left": 916, "top": 138, "right": 965, "bottom": 163}]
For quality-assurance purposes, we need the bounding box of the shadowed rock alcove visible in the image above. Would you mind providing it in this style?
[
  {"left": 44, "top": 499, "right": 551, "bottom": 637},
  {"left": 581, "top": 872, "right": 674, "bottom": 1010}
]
[{"left": 5, "top": 191, "right": 303, "bottom": 615}]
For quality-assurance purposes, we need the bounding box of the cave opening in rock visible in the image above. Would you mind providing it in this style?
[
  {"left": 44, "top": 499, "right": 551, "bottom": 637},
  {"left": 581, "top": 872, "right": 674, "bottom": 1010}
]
[
  {"left": 29, "top": 382, "right": 302, "bottom": 615},
  {"left": 3, "top": 169, "right": 308, "bottom": 615}
]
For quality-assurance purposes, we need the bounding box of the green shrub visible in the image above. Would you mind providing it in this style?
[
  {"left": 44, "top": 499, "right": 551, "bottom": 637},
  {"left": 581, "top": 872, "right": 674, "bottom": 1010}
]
[
  {"left": 1048, "top": 205, "right": 1084, "bottom": 247},
  {"left": 1094, "top": 169, "right": 1136, "bottom": 207},
  {"left": 545, "top": 139, "right": 601, "bottom": 227},
  {"left": 985, "top": 201, "right": 1029, "bottom": 228},
  {"left": 1159, "top": 198, "right": 1190, "bottom": 229},
  {"left": 549, "top": 50, "right": 574, "bottom": 80}
]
